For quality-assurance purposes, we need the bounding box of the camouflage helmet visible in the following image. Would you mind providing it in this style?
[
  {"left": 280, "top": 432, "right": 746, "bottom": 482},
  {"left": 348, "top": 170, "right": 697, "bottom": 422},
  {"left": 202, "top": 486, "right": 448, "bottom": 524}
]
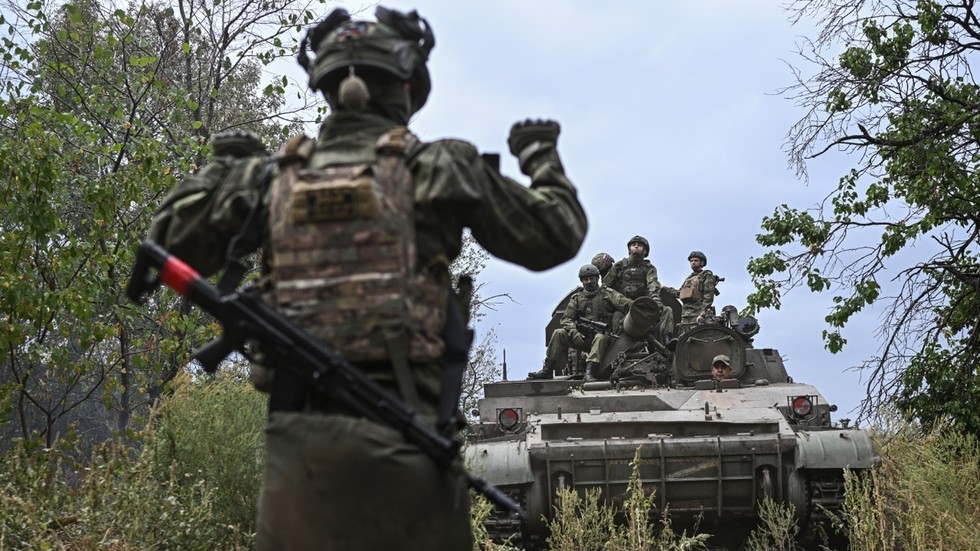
[
  {"left": 688, "top": 250, "right": 707, "bottom": 266},
  {"left": 627, "top": 235, "right": 650, "bottom": 257},
  {"left": 578, "top": 264, "right": 600, "bottom": 280},
  {"left": 297, "top": 6, "right": 435, "bottom": 113},
  {"left": 591, "top": 252, "right": 614, "bottom": 277}
]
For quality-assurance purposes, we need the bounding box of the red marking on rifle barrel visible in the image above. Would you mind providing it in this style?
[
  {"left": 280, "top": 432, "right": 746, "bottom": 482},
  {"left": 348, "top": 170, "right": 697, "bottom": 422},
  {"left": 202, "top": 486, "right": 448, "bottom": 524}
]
[{"left": 160, "top": 256, "right": 199, "bottom": 297}]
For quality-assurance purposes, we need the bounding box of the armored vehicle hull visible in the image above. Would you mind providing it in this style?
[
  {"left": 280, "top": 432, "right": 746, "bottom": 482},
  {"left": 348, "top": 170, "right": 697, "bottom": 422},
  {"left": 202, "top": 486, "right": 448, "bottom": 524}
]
[{"left": 466, "top": 311, "right": 878, "bottom": 548}]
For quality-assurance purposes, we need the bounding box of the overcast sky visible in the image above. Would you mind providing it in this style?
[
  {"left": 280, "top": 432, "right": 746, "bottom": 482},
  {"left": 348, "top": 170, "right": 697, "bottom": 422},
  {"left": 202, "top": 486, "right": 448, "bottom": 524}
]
[{"left": 303, "top": 1, "right": 878, "bottom": 418}]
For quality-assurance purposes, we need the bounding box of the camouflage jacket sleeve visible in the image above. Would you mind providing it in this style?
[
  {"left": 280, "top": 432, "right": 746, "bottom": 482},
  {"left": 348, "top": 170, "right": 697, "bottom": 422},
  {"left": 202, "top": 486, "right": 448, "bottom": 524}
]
[
  {"left": 603, "top": 261, "right": 623, "bottom": 291},
  {"left": 700, "top": 270, "right": 717, "bottom": 307},
  {"left": 603, "top": 288, "right": 633, "bottom": 314},
  {"left": 410, "top": 139, "right": 587, "bottom": 271},
  {"left": 560, "top": 293, "right": 583, "bottom": 336},
  {"left": 147, "top": 154, "right": 270, "bottom": 277},
  {"left": 645, "top": 263, "right": 664, "bottom": 306}
]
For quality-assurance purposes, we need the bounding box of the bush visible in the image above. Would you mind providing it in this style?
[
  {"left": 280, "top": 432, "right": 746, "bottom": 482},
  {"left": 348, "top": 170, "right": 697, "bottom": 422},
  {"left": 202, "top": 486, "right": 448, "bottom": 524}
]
[
  {"left": 840, "top": 422, "right": 980, "bottom": 551},
  {"left": 0, "top": 373, "right": 265, "bottom": 549},
  {"left": 546, "top": 447, "right": 711, "bottom": 551},
  {"left": 145, "top": 372, "right": 266, "bottom": 534}
]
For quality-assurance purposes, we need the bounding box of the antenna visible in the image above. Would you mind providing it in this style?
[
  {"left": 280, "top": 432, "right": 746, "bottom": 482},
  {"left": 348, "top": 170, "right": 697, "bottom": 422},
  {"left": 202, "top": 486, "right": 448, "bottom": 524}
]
[{"left": 502, "top": 349, "right": 508, "bottom": 381}]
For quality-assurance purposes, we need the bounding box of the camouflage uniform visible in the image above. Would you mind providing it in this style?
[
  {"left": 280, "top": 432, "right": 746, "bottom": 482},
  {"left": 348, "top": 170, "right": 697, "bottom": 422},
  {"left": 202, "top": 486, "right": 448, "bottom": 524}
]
[
  {"left": 604, "top": 236, "right": 673, "bottom": 339},
  {"left": 677, "top": 269, "right": 717, "bottom": 328},
  {"left": 147, "top": 7, "right": 586, "bottom": 551},
  {"left": 667, "top": 250, "right": 718, "bottom": 334},
  {"left": 545, "top": 286, "right": 632, "bottom": 373},
  {"left": 604, "top": 256, "right": 663, "bottom": 301}
]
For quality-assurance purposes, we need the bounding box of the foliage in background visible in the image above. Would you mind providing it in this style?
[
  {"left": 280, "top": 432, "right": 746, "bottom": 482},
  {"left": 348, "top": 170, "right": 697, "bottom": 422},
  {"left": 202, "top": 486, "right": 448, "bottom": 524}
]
[
  {"left": 0, "top": 374, "right": 264, "bottom": 550},
  {"left": 145, "top": 371, "right": 266, "bottom": 534},
  {"left": 838, "top": 421, "right": 980, "bottom": 551},
  {"left": 747, "top": 0, "right": 980, "bottom": 431},
  {"left": 470, "top": 494, "right": 522, "bottom": 551},
  {"left": 4, "top": 378, "right": 980, "bottom": 551},
  {"left": 546, "top": 447, "right": 710, "bottom": 551},
  {"left": 451, "top": 230, "right": 507, "bottom": 416},
  {"left": 0, "top": 0, "right": 324, "bottom": 452},
  {"left": 744, "top": 498, "right": 801, "bottom": 551}
]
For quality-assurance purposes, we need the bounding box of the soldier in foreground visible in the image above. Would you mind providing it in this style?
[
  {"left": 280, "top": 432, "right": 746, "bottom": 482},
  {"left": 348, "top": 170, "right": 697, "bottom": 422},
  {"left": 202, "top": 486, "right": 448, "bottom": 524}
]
[
  {"left": 528, "top": 264, "right": 631, "bottom": 382},
  {"left": 666, "top": 250, "right": 719, "bottom": 334},
  {"left": 146, "top": 6, "right": 586, "bottom": 550}
]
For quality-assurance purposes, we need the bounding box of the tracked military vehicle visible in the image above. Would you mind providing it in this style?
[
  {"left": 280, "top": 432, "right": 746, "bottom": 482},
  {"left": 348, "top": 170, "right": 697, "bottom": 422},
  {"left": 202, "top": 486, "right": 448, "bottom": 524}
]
[{"left": 465, "top": 292, "right": 879, "bottom": 548}]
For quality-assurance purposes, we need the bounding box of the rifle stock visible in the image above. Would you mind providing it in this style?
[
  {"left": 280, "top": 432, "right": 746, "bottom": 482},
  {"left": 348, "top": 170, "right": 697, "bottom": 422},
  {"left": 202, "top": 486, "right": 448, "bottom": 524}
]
[{"left": 127, "top": 240, "right": 524, "bottom": 518}]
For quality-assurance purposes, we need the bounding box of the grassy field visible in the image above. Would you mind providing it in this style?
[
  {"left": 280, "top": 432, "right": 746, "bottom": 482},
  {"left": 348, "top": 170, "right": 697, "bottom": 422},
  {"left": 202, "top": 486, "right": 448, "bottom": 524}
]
[{"left": 2, "top": 377, "right": 978, "bottom": 550}]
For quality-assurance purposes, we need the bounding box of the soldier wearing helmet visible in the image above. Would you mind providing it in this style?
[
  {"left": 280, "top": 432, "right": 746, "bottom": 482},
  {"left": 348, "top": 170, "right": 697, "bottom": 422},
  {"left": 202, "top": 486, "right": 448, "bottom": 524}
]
[
  {"left": 591, "top": 251, "right": 614, "bottom": 281},
  {"left": 528, "top": 264, "right": 632, "bottom": 381},
  {"left": 146, "top": 6, "right": 586, "bottom": 550},
  {"left": 666, "top": 250, "right": 719, "bottom": 334},
  {"left": 602, "top": 235, "right": 673, "bottom": 340}
]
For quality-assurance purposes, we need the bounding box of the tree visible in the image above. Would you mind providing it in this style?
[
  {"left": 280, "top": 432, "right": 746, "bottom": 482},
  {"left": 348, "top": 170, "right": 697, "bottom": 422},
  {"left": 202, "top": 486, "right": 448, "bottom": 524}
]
[
  {"left": 450, "top": 231, "right": 506, "bottom": 417},
  {"left": 0, "top": 0, "right": 324, "bottom": 448},
  {"left": 747, "top": 0, "right": 980, "bottom": 432}
]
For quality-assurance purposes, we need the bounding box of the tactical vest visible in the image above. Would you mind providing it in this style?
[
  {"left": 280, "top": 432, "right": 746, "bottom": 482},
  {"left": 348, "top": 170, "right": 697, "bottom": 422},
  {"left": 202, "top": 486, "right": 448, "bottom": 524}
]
[
  {"left": 263, "top": 128, "right": 447, "bottom": 363},
  {"left": 574, "top": 289, "right": 611, "bottom": 323},
  {"left": 679, "top": 271, "right": 708, "bottom": 302},
  {"left": 615, "top": 259, "right": 651, "bottom": 299}
]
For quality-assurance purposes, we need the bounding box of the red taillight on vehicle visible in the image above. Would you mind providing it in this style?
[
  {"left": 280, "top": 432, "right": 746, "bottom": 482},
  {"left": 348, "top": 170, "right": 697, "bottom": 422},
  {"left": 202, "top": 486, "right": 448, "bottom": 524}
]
[
  {"left": 791, "top": 396, "right": 813, "bottom": 417},
  {"left": 497, "top": 408, "right": 521, "bottom": 431}
]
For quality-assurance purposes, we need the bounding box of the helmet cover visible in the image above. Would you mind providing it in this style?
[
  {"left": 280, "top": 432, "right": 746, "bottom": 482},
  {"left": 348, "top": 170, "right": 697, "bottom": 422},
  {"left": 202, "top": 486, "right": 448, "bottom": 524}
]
[{"left": 299, "top": 6, "right": 435, "bottom": 113}]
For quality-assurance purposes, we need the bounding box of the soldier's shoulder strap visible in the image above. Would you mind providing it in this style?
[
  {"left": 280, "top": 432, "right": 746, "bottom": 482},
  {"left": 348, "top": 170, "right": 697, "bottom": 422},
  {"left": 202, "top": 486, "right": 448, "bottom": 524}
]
[
  {"left": 276, "top": 134, "right": 316, "bottom": 166},
  {"left": 376, "top": 126, "right": 420, "bottom": 157}
]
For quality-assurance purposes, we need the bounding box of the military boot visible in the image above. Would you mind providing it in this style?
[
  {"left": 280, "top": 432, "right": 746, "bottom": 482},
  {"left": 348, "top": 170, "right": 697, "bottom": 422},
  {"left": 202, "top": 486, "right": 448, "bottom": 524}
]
[
  {"left": 583, "top": 362, "right": 600, "bottom": 383},
  {"left": 527, "top": 360, "right": 556, "bottom": 380}
]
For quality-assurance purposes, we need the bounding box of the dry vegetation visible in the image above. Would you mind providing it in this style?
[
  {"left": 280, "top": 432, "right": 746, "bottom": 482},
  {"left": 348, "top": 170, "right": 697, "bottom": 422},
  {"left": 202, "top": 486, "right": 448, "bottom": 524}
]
[{"left": 2, "top": 378, "right": 978, "bottom": 550}]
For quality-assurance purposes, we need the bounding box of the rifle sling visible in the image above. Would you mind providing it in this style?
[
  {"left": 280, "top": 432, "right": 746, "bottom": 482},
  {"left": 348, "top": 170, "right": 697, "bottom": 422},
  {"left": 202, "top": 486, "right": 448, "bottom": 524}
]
[
  {"left": 217, "top": 160, "right": 275, "bottom": 293},
  {"left": 385, "top": 333, "right": 423, "bottom": 410},
  {"left": 437, "top": 296, "right": 473, "bottom": 436}
]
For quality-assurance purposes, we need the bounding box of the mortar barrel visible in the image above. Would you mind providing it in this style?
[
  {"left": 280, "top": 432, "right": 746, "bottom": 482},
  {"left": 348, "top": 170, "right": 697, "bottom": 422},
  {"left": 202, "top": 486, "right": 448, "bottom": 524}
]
[{"left": 623, "top": 296, "right": 659, "bottom": 338}]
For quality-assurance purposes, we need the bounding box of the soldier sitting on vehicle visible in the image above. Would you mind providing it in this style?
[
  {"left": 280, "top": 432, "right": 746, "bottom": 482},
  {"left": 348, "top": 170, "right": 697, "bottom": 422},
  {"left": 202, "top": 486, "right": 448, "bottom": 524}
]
[
  {"left": 527, "top": 264, "right": 632, "bottom": 381},
  {"left": 604, "top": 235, "right": 673, "bottom": 342}
]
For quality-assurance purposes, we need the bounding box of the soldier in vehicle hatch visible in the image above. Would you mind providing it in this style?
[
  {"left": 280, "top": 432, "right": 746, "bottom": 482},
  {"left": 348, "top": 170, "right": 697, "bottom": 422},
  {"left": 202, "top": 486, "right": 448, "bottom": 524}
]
[
  {"left": 603, "top": 235, "right": 673, "bottom": 340},
  {"left": 528, "top": 264, "right": 631, "bottom": 382},
  {"left": 711, "top": 354, "right": 733, "bottom": 380},
  {"left": 145, "top": 6, "right": 586, "bottom": 551}
]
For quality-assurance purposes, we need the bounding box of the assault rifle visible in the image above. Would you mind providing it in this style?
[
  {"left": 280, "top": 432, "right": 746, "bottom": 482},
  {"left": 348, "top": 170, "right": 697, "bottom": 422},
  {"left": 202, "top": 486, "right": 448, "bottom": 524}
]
[
  {"left": 126, "top": 240, "right": 523, "bottom": 518},
  {"left": 576, "top": 317, "right": 611, "bottom": 339}
]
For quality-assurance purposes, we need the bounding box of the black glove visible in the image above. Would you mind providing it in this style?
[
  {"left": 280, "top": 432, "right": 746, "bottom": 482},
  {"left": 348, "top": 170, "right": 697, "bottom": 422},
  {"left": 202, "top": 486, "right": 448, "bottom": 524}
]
[
  {"left": 508, "top": 119, "right": 560, "bottom": 158},
  {"left": 571, "top": 331, "right": 586, "bottom": 348}
]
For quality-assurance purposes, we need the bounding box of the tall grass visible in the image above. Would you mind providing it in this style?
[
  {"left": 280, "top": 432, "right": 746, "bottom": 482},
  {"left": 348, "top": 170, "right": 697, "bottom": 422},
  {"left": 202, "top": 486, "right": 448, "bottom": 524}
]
[
  {"left": 5, "top": 379, "right": 979, "bottom": 551},
  {"left": 0, "top": 373, "right": 265, "bottom": 550},
  {"left": 546, "top": 448, "right": 711, "bottom": 551},
  {"left": 744, "top": 498, "right": 800, "bottom": 551},
  {"left": 840, "top": 422, "right": 980, "bottom": 551}
]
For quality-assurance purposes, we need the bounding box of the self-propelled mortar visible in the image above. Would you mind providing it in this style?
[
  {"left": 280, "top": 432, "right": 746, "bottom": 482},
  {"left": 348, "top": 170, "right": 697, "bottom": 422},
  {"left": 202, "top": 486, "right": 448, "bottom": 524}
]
[{"left": 465, "top": 297, "right": 878, "bottom": 548}]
